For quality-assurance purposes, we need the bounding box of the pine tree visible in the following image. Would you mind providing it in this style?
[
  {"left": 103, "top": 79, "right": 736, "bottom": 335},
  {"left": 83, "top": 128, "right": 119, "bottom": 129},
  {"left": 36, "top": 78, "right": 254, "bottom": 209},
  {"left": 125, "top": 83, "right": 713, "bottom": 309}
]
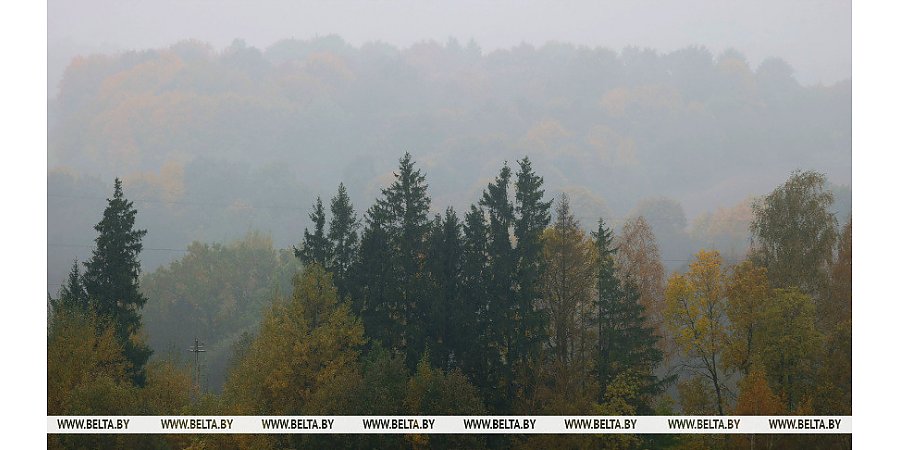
[
  {"left": 328, "top": 183, "right": 360, "bottom": 300},
  {"left": 296, "top": 196, "right": 333, "bottom": 268},
  {"left": 82, "top": 178, "right": 152, "bottom": 386}
]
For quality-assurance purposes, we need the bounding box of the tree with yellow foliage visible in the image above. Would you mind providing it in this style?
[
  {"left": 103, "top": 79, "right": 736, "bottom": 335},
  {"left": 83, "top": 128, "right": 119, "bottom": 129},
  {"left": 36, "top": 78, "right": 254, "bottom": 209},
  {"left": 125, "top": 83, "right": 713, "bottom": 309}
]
[{"left": 664, "top": 250, "right": 729, "bottom": 415}]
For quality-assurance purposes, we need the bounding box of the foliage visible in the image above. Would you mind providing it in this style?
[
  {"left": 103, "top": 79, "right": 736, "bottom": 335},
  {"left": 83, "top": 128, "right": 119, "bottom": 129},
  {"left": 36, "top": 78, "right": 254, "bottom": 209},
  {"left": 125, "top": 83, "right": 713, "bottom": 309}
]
[
  {"left": 541, "top": 194, "right": 596, "bottom": 379},
  {"left": 82, "top": 178, "right": 152, "bottom": 385},
  {"left": 223, "top": 264, "right": 365, "bottom": 416},
  {"left": 750, "top": 170, "right": 838, "bottom": 299},
  {"left": 664, "top": 250, "right": 729, "bottom": 415},
  {"left": 141, "top": 231, "right": 300, "bottom": 391},
  {"left": 615, "top": 215, "right": 667, "bottom": 352}
]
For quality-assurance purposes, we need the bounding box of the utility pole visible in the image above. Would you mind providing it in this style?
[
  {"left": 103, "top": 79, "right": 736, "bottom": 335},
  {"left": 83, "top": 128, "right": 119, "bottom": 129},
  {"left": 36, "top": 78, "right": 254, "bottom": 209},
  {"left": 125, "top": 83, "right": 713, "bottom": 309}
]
[{"left": 187, "top": 337, "right": 206, "bottom": 395}]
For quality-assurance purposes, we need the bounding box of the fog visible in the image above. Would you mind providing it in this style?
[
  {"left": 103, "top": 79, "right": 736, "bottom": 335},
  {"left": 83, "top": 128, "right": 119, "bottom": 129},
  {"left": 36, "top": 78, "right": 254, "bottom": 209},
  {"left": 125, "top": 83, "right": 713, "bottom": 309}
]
[
  {"left": 49, "top": 0, "right": 849, "bottom": 98},
  {"left": 46, "top": 2, "right": 852, "bottom": 428},
  {"left": 47, "top": 0, "right": 851, "bottom": 356}
]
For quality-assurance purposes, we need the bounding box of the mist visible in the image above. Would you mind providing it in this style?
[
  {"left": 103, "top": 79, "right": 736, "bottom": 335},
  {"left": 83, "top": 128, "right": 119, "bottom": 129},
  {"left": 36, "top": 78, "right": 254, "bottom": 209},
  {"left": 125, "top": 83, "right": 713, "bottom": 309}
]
[{"left": 48, "top": 0, "right": 850, "bottom": 99}]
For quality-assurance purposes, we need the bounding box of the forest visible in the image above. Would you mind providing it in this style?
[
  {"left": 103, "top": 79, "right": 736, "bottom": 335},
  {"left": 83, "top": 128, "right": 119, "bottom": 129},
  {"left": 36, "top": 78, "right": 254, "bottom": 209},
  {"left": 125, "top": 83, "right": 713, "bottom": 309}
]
[
  {"left": 48, "top": 152, "right": 850, "bottom": 449},
  {"left": 46, "top": 37, "right": 851, "bottom": 293}
]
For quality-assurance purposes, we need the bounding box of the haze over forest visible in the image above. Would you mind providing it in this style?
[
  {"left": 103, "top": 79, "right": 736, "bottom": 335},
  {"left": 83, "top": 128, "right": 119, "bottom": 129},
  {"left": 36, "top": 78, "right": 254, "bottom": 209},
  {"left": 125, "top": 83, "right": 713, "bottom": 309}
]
[
  {"left": 47, "top": 3, "right": 852, "bottom": 448},
  {"left": 47, "top": 34, "right": 850, "bottom": 289}
]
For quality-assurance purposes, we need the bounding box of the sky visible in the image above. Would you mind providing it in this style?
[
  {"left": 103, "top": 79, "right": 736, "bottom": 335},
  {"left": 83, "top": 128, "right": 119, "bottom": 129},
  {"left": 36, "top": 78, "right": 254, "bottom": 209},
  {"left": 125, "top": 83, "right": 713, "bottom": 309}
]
[{"left": 48, "top": 0, "right": 850, "bottom": 97}]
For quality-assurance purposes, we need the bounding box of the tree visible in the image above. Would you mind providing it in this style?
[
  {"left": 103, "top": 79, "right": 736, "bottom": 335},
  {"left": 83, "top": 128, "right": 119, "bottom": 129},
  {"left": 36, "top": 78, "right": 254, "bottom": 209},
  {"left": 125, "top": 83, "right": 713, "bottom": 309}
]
[
  {"left": 50, "top": 260, "right": 89, "bottom": 315},
  {"left": 615, "top": 216, "right": 667, "bottom": 349},
  {"left": 328, "top": 183, "right": 360, "bottom": 300},
  {"left": 353, "top": 203, "right": 399, "bottom": 351},
  {"left": 296, "top": 196, "right": 333, "bottom": 268},
  {"left": 405, "top": 354, "right": 488, "bottom": 449},
  {"left": 223, "top": 263, "right": 364, "bottom": 450},
  {"left": 750, "top": 170, "right": 838, "bottom": 300},
  {"left": 458, "top": 204, "right": 494, "bottom": 396},
  {"left": 376, "top": 152, "right": 434, "bottom": 367},
  {"left": 48, "top": 309, "right": 130, "bottom": 415},
  {"left": 758, "top": 288, "right": 822, "bottom": 411},
  {"left": 595, "top": 218, "right": 666, "bottom": 413},
  {"left": 821, "top": 219, "right": 851, "bottom": 335},
  {"left": 140, "top": 232, "right": 299, "bottom": 391},
  {"left": 478, "top": 162, "right": 518, "bottom": 411},
  {"left": 664, "top": 250, "right": 729, "bottom": 415},
  {"left": 82, "top": 178, "right": 152, "bottom": 386},
  {"left": 732, "top": 369, "right": 785, "bottom": 450},
  {"left": 424, "top": 208, "right": 464, "bottom": 370},
  {"left": 541, "top": 194, "right": 596, "bottom": 379},
  {"left": 724, "top": 260, "right": 771, "bottom": 376},
  {"left": 511, "top": 156, "right": 553, "bottom": 406}
]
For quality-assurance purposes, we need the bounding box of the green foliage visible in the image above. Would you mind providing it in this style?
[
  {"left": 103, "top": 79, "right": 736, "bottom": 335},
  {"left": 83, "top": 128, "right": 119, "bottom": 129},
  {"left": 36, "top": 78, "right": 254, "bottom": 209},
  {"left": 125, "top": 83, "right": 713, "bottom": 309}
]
[
  {"left": 759, "top": 288, "right": 822, "bottom": 411},
  {"left": 353, "top": 153, "right": 434, "bottom": 368},
  {"left": 750, "top": 170, "right": 838, "bottom": 298},
  {"left": 406, "top": 354, "right": 487, "bottom": 450},
  {"left": 141, "top": 232, "right": 300, "bottom": 391},
  {"left": 48, "top": 308, "right": 193, "bottom": 450},
  {"left": 594, "top": 219, "right": 666, "bottom": 413},
  {"left": 223, "top": 264, "right": 365, "bottom": 416},
  {"left": 50, "top": 260, "right": 89, "bottom": 315},
  {"left": 328, "top": 182, "right": 360, "bottom": 300},
  {"left": 423, "top": 208, "right": 464, "bottom": 370},
  {"left": 295, "top": 196, "right": 333, "bottom": 268},
  {"left": 541, "top": 194, "right": 595, "bottom": 379},
  {"left": 82, "top": 178, "right": 152, "bottom": 386}
]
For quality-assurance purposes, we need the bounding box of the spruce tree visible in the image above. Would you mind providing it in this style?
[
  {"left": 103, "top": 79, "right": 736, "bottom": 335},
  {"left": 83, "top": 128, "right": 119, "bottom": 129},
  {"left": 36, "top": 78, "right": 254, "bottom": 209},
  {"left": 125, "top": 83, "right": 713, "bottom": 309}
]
[
  {"left": 459, "top": 205, "right": 492, "bottom": 391},
  {"left": 353, "top": 204, "right": 398, "bottom": 351},
  {"left": 354, "top": 153, "right": 433, "bottom": 368},
  {"left": 594, "top": 219, "right": 665, "bottom": 412},
  {"left": 424, "top": 208, "right": 463, "bottom": 370},
  {"left": 296, "top": 196, "right": 333, "bottom": 268},
  {"left": 51, "top": 260, "right": 89, "bottom": 315},
  {"left": 328, "top": 183, "right": 359, "bottom": 300},
  {"left": 478, "top": 163, "right": 517, "bottom": 411},
  {"left": 82, "top": 178, "right": 152, "bottom": 386},
  {"left": 377, "top": 153, "right": 433, "bottom": 367},
  {"left": 512, "top": 157, "right": 552, "bottom": 398}
]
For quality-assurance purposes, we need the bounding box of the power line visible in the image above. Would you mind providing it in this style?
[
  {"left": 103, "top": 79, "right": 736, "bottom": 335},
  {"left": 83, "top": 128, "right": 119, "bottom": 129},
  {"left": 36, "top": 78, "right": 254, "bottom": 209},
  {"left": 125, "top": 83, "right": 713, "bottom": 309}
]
[
  {"left": 48, "top": 192, "right": 758, "bottom": 224},
  {"left": 48, "top": 243, "right": 188, "bottom": 253}
]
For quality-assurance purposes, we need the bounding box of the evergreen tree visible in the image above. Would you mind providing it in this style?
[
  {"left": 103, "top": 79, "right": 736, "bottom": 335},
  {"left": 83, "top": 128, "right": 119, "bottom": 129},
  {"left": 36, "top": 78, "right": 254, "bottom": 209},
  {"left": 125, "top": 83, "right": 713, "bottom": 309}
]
[
  {"left": 377, "top": 153, "right": 433, "bottom": 367},
  {"left": 353, "top": 204, "right": 399, "bottom": 351},
  {"left": 295, "top": 196, "right": 333, "bottom": 268},
  {"left": 328, "top": 183, "right": 360, "bottom": 300},
  {"left": 353, "top": 153, "right": 433, "bottom": 368},
  {"left": 51, "top": 260, "right": 89, "bottom": 315},
  {"left": 512, "top": 157, "right": 552, "bottom": 402},
  {"left": 594, "top": 219, "right": 665, "bottom": 412},
  {"left": 82, "top": 178, "right": 152, "bottom": 386},
  {"left": 478, "top": 163, "right": 517, "bottom": 411},
  {"left": 459, "top": 205, "right": 493, "bottom": 391},
  {"left": 424, "top": 208, "right": 464, "bottom": 370}
]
